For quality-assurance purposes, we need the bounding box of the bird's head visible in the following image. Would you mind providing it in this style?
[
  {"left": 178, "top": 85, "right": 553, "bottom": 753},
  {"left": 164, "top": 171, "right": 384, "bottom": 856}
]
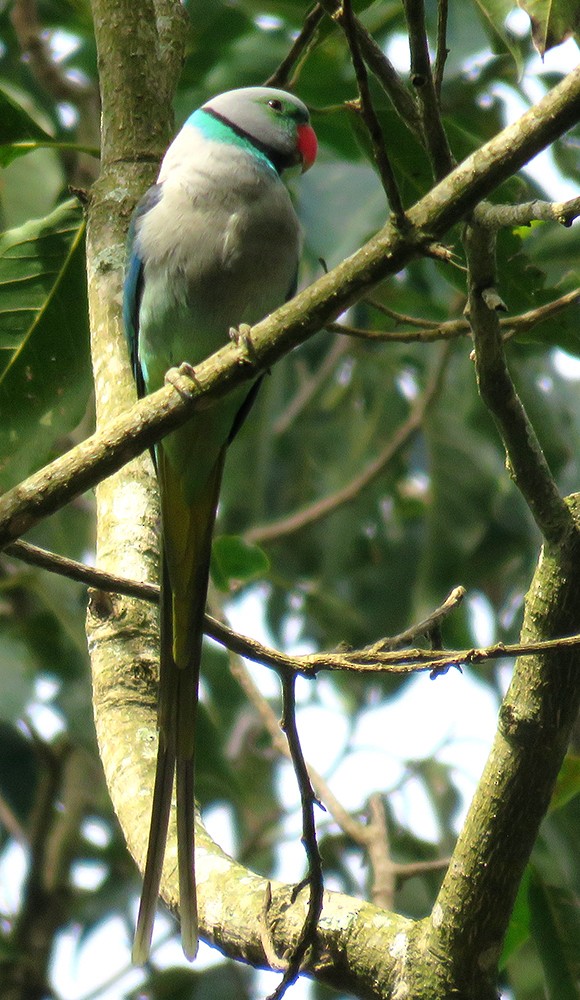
[{"left": 200, "top": 86, "right": 317, "bottom": 175}]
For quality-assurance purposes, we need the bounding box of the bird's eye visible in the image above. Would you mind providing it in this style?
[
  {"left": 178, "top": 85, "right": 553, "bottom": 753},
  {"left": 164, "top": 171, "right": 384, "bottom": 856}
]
[{"left": 268, "top": 99, "right": 283, "bottom": 113}]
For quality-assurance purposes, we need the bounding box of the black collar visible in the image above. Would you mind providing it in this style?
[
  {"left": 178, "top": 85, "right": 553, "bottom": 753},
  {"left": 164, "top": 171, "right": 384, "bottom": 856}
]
[{"left": 204, "top": 108, "right": 295, "bottom": 175}]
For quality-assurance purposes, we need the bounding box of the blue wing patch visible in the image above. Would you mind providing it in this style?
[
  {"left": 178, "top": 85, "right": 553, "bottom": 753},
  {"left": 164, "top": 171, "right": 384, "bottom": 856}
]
[{"left": 123, "top": 184, "right": 162, "bottom": 398}]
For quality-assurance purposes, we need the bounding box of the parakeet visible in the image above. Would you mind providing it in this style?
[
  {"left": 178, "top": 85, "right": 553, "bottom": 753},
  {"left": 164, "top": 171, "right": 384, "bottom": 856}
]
[{"left": 123, "top": 87, "right": 317, "bottom": 964}]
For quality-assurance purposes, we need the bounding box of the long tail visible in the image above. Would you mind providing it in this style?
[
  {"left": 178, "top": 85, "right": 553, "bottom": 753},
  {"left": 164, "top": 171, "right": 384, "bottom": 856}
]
[
  {"left": 132, "top": 560, "right": 178, "bottom": 963},
  {"left": 133, "top": 447, "right": 226, "bottom": 963}
]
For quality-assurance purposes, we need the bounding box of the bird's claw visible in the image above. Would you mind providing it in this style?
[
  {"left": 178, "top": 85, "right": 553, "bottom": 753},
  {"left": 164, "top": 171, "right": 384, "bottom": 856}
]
[
  {"left": 165, "top": 362, "right": 201, "bottom": 399},
  {"left": 229, "top": 323, "right": 257, "bottom": 365}
]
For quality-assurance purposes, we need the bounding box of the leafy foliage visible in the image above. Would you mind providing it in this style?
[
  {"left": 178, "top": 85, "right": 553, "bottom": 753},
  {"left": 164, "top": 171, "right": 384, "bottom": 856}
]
[
  {"left": 0, "top": 199, "right": 90, "bottom": 490},
  {"left": 0, "top": 1, "right": 579, "bottom": 999}
]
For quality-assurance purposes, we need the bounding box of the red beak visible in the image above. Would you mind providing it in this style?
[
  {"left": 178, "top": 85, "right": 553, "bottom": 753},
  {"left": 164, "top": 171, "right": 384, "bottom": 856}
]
[{"left": 297, "top": 122, "right": 318, "bottom": 172}]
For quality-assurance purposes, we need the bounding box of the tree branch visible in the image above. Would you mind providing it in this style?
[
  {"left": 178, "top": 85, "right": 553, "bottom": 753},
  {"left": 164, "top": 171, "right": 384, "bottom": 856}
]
[
  {"left": 433, "top": 0, "right": 449, "bottom": 98},
  {"left": 476, "top": 194, "right": 580, "bottom": 228},
  {"left": 11, "top": 0, "right": 94, "bottom": 103},
  {"left": 246, "top": 344, "right": 449, "bottom": 543},
  {"left": 330, "top": 284, "right": 580, "bottom": 344},
  {"left": 272, "top": 338, "right": 351, "bottom": 436},
  {"left": 266, "top": 673, "right": 324, "bottom": 999},
  {"left": 228, "top": 650, "right": 368, "bottom": 844},
  {"left": 426, "top": 496, "right": 580, "bottom": 996},
  {"left": 403, "top": 0, "right": 454, "bottom": 178},
  {"left": 465, "top": 220, "right": 573, "bottom": 547},
  {"left": 318, "top": 0, "right": 421, "bottom": 135},
  {"left": 8, "top": 537, "right": 580, "bottom": 679},
  {"left": 264, "top": 5, "right": 325, "bottom": 89},
  {"left": 2, "top": 742, "right": 98, "bottom": 1000},
  {"left": 340, "top": 0, "right": 407, "bottom": 223}
]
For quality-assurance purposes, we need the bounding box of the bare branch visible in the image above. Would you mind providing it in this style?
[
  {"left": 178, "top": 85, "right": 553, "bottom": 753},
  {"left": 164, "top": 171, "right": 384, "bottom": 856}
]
[
  {"left": 318, "top": 0, "right": 421, "bottom": 134},
  {"left": 465, "top": 220, "right": 573, "bottom": 547},
  {"left": 340, "top": 0, "right": 407, "bottom": 224},
  {"left": 7, "top": 540, "right": 580, "bottom": 678},
  {"left": 264, "top": 6, "right": 325, "bottom": 89},
  {"left": 403, "top": 0, "right": 454, "bottom": 178},
  {"left": 476, "top": 194, "right": 580, "bottom": 228},
  {"left": 4, "top": 539, "right": 157, "bottom": 602},
  {"left": 380, "top": 586, "right": 466, "bottom": 650},
  {"left": 266, "top": 673, "right": 324, "bottom": 1000},
  {"left": 247, "top": 345, "right": 449, "bottom": 543},
  {"left": 11, "top": 0, "right": 93, "bottom": 103},
  {"left": 331, "top": 285, "right": 580, "bottom": 344},
  {"left": 365, "top": 794, "right": 396, "bottom": 909},
  {"left": 433, "top": 0, "right": 449, "bottom": 98},
  {"left": 273, "top": 338, "right": 351, "bottom": 436},
  {"left": 228, "top": 651, "right": 368, "bottom": 844},
  {"left": 366, "top": 298, "right": 443, "bottom": 328}
]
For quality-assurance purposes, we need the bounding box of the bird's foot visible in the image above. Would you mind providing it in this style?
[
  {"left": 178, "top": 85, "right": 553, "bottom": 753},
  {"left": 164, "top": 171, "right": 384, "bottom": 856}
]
[
  {"left": 229, "top": 323, "right": 257, "bottom": 366},
  {"left": 165, "top": 362, "right": 201, "bottom": 399}
]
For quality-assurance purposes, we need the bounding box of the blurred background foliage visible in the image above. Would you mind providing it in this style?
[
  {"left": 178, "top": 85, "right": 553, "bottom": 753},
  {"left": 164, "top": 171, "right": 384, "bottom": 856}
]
[{"left": 0, "top": 1, "right": 579, "bottom": 998}]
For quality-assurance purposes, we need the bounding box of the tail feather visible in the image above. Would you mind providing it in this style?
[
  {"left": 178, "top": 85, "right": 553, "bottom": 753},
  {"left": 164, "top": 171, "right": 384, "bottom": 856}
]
[
  {"left": 133, "top": 559, "right": 177, "bottom": 964},
  {"left": 134, "top": 443, "right": 226, "bottom": 962},
  {"left": 176, "top": 753, "right": 198, "bottom": 959},
  {"left": 132, "top": 738, "right": 176, "bottom": 964}
]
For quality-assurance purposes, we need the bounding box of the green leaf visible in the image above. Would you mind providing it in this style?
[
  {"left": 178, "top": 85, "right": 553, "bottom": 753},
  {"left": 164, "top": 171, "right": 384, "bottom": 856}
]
[
  {"left": 550, "top": 754, "right": 580, "bottom": 813},
  {"left": 529, "top": 870, "right": 580, "bottom": 999},
  {"left": 0, "top": 199, "right": 91, "bottom": 489},
  {"left": 211, "top": 535, "right": 270, "bottom": 591},
  {"left": 501, "top": 867, "right": 532, "bottom": 967},
  {"left": 348, "top": 100, "right": 433, "bottom": 205},
  {"left": 1, "top": 140, "right": 99, "bottom": 167},
  {"left": 472, "top": 0, "right": 526, "bottom": 72},
  {"left": 0, "top": 86, "right": 53, "bottom": 167},
  {"left": 128, "top": 962, "right": 253, "bottom": 1000},
  {"left": 517, "top": 0, "right": 580, "bottom": 56},
  {"left": 0, "top": 721, "right": 39, "bottom": 837}
]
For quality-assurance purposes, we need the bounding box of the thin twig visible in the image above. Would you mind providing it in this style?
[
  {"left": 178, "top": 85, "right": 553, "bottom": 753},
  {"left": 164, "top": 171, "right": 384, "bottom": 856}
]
[
  {"left": 475, "top": 195, "right": 580, "bottom": 229},
  {"left": 265, "top": 673, "right": 324, "bottom": 1000},
  {"left": 464, "top": 221, "right": 575, "bottom": 548},
  {"left": 378, "top": 586, "right": 466, "bottom": 650},
  {"left": 7, "top": 540, "right": 580, "bottom": 676},
  {"left": 403, "top": 0, "right": 454, "bottom": 179},
  {"left": 328, "top": 319, "right": 463, "bottom": 343},
  {"left": 273, "top": 338, "right": 351, "bottom": 436},
  {"left": 433, "top": 0, "right": 449, "bottom": 98},
  {"left": 366, "top": 298, "right": 442, "bottom": 327},
  {"left": 5, "top": 539, "right": 159, "bottom": 602},
  {"left": 247, "top": 345, "right": 450, "bottom": 544},
  {"left": 264, "top": 5, "right": 325, "bottom": 89},
  {"left": 216, "top": 618, "right": 580, "bottom": 678},
  {"left": 0, "top": 790, "right": 28, "bottom": 844},
  {"left": 362, "top": 796, "right": 450, "bottom": 907},
  {"left": 366, "top": 794, "right": 396, "bottom": 909},
  {"left": 340, "top": 0, "right": 408, "bottom": 224},
  {"left": 329, "top": 286, "right": 580, "bottom": 344},
  {"left": 229, "top": 651, "right": 367, "bottom": 843},
  {"left": 396, "top": 857, "right": 451, "bottom": 878},
  {"left": 318, "top": 0, "right": 421, "bottom": 135}
]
